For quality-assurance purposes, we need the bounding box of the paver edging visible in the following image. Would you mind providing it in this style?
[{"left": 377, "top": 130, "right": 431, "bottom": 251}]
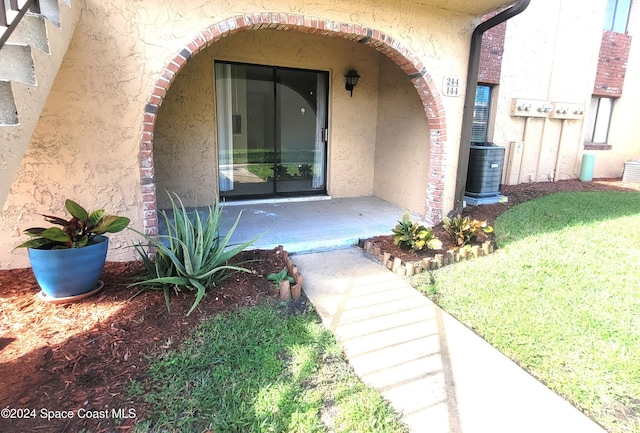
[
  {"left": 276, "top": 245, "right": 303, "bottom": 301},
  {"left": 361, "top": 239, "right": 495, "bottom": 276}
]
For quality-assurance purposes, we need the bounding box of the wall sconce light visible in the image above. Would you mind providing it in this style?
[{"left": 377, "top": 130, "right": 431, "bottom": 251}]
[{"left": 345, "top": 70, "right": 360, "bottom": 97}]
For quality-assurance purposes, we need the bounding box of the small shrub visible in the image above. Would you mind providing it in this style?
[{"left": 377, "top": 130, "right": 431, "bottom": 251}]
[
  {"left": 392, "top": 212, "right": 442, "bottom": 251},
  {"left": 267, "top": 268, "right": 295, "bottom": 290},
  {"left": 442, "top": 214, "right": 493, "bottom": 246},
  {"left": 130, "top": 192, "right": 260, "bottom": 316}
]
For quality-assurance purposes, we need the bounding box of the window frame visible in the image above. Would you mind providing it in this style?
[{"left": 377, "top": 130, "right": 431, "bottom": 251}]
[
  {"left": 604, "top": 0, "right": 632, "bottom": 33},
  {"left": 584, "top": 96, "right": 614, "bottom": 145},
  {"left": 471, "top": 84, "right": 492, "bottom": 144}
]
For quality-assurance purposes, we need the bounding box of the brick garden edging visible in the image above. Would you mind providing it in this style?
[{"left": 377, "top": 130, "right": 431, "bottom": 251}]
[
  {"left": 276, "top": 245, "right": 303, "bottom": 302},
  {"left": 362, "top": 239, "right": 495, "bottom": 277}
]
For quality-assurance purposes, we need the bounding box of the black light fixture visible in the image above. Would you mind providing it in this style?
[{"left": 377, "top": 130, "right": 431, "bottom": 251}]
[{"left": 345, "top": 70, "right": 360, "bottom": 97}]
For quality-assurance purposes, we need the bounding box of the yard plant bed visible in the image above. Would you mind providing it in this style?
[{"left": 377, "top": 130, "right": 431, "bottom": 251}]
[
  {"left": 363, "top": 178, "right": 639, "bottom": 267},
  {"left": 0, "top": 178, "right": 637, "bottom": 432},
  {"left": 0, "top": 248, "right": 293, "bottom": 432}
]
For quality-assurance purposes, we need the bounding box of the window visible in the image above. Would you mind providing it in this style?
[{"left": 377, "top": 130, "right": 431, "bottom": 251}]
[
  {"left": 604, "top": 0, "right": 632, "bottom": 32},
  {"left": 584, "top": 97, "right": 614, "bottom": 144},
  {"left": 471, "top": 85, "right": 491, "bottom": 143}
]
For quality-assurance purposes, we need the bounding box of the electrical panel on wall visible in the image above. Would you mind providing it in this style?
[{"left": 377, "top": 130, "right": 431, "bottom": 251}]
[
  {"left": 510, "top": 98, "right": 552, "bottom": 118},
  {"left": 549, "top": 102, "right": 585, "bottom": 120},
  {"left": 504, "top": 141, "right": 524, "bottom": 185}
]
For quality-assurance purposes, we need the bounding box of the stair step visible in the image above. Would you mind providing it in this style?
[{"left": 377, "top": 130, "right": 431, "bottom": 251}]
[
  {"left": 0, "top": 81, "right": 18, "bottom": 125},
  {"left": 6, "top": 14, "right": 50, "bottom": 54},
  {"left": 39, "top": 0, "right": 63, "bottom": 27},
  {"left": 0, "top": 44, "right": 36, "bottom": 85}
]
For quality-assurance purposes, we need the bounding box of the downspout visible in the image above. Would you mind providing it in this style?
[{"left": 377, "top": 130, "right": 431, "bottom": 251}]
[{"left": 453, "top": 0, "right": 531, "bottom": 214}]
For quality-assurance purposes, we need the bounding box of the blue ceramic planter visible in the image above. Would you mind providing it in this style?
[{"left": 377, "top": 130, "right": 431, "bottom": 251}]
[{"left": 28, "top": 236, "right": 109, "bottom": 298}]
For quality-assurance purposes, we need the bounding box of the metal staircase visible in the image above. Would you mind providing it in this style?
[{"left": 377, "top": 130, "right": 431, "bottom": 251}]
[{"left": 0, "top": 0, "right": 83, "bottom": 208}]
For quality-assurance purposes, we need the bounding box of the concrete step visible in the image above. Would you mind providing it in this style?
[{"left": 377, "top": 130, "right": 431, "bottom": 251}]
[
  {"left": 0, "top": 44, "right": 36, "bottom": 85},
  {"left": 38, "top": 0, "right": 64, "bottom": 27},
  {"left": 0, "top": 81, "right": 18, "bottom": 125},
  {"left": 6, "top": 14, "right": 50, "bottom": 54}
]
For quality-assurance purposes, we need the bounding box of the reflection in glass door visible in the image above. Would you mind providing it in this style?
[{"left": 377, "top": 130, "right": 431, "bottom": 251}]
[{"left": 214, "top": 62, "right": 328, "bottom": 199}]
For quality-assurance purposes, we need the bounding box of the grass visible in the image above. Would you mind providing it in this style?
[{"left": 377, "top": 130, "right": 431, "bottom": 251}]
[
  {"left": 412, "top": 191, "right": 640, "bottom": 433},
  {"left": 130, "top": 303, "right": 408, "bottom": 433},
  {"left": 245, "top": 163, "right": 306, "bottom": 180},
  {"left": 222, "top": 149, "right": 315, "bottom": 164}
]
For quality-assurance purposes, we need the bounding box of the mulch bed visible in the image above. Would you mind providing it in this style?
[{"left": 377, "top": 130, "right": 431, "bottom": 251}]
[
  {"left": 0, "top": 249, "right": 289, "bottom": 432},
  {"left": 365, "top": 178, "right": 640, "bottom": 264},
  {"left": 0, "top": 178, "right": 637, "bottom": 432}
]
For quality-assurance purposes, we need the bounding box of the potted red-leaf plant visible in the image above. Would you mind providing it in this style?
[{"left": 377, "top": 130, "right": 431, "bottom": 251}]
[{"left": 14, "top": 199, "right": 130, "bottom": 302}]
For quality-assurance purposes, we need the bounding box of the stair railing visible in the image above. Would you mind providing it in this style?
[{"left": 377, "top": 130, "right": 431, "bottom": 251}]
[{"left": 0, "top": 0, "right": 40, "bottom": 49}]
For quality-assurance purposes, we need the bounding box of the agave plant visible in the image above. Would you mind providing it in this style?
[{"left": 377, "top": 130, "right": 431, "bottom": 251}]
[
  {"left": 392, "top": 212, "right": 442, "bottom": 252},
  {"left": 14, "top": 199, "right": 130, "bottom": 250},
  {"left": 442, "top": 214, "right": 494, "bottom": 246},
  {"left": 130, "top": 193, "right": 260, "bottom": 316}
]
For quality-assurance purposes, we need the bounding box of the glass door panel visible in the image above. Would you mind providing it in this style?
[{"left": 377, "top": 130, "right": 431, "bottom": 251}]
[
  {"left": 275, "top": 69, "right": 327, "bottom": 194},
  {"left": 215, "top": 63, "right": 275, "bottom": 198}
]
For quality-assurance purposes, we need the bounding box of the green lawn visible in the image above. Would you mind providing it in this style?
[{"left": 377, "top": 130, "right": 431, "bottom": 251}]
[
  {"left": 412, "top": 191, "right": 640, "bottom": 433},
  {"left": 130, "top": 303, "right": 408, "bottom": 433},
  {"left": 245, "top": 163, "right": 306, "bottom": 180}
]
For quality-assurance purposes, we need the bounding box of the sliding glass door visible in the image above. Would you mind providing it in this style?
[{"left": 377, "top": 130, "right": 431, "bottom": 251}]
[{"left": 215, "top": 62, "right": 328, "bottom": 199}]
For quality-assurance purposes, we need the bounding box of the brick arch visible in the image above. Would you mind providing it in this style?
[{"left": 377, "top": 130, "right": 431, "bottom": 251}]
[{"left": 138, "top": 13, "right": 448, "bottom": 236}]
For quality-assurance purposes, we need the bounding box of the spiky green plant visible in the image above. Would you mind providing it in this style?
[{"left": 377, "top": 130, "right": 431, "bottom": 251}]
[
  {"left": 130, "top": 193, "right": 260, "bottom": 316},
  {"left": 441, "top": 214, "right": 493, "bottom": 246},
  {"left": 392, "top": 212, "right": 442, "bottom": 251}
]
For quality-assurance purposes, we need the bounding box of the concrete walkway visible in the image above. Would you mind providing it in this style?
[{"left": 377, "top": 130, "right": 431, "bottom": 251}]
[{"left": 293, "top": 248, "right": 607, "bottom": 433}]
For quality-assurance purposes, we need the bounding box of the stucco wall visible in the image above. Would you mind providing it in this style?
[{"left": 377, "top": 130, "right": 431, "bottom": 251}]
[
  {"left": 374, "top": 55, "right": 430, "bottom": 213},
  {"left": 495, "top": 0, "right": 605, "bottom": 183},
  {"left": 1, "top": 0, "right": 475, "bottom": 269},
  {"left": 154, "top": 47, "right": 217, "bottom": 209},
  {"left": 155, "top": 29, "right": 385, "bottom": 209},
  {"left": 0, "top": 0, "right": 85, "bottom": 210},
  {"left": 494, "top": 0, "right": 640, "bottom": 183},
  {"left": 601, "top": 0, "right": 640, "bottom": 178}
]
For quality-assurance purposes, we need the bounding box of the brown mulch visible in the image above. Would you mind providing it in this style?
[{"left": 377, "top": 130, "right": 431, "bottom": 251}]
[
  {"left": 0, "top": 249, "right": 289, "bottom": 432},
  {"left": 0, "top": 178, "right": 638, "bottom": 432}
]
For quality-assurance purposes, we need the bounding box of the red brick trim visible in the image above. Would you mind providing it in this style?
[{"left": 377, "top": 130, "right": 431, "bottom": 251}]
[
  {"left": 584, "top": 143, "right": 613, "bottom": 151},
  {"left": 593, "top": 30, "right": 632, "bottom": 97},
  {"left": 138, "top": 13, "right": 449, "bottom": 234}
]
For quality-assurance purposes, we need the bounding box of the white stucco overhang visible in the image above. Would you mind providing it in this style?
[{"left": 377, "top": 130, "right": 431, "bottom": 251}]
[{"left": 405, "top": 0, "right": 517, "bottom": 16}]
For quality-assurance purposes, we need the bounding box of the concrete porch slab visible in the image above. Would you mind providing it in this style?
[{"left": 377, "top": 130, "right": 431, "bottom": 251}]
[{"left": 220, "top": 196, "right": 418, "bottom": 253}]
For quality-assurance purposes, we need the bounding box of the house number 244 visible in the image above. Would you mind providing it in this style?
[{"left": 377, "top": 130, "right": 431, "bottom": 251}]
[{"left": 443, "top": 76, "right": 461, "bottom": 97}]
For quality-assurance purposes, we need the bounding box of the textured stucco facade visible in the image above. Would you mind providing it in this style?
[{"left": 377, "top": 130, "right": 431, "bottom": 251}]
[
  {"left": 155, "top": 29, "right": 387, "bottom": 209},
  {"left": 2, "top": 0, "right": 639, "bottom": 269},
  {"left": 490, "top": 0, "right": 640, "bottom": 183},
  {"left": 1, "top": 0, "right": 495, "bottom": 269},
  {"left": 155, "top": 29, "right": 432, "bottom": 212},
  {"left": 374, "top": 55, "right": 431, "bottom": 212},
  {"left": 0, "top": 0, "right": 84, "bottom": 216}
]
